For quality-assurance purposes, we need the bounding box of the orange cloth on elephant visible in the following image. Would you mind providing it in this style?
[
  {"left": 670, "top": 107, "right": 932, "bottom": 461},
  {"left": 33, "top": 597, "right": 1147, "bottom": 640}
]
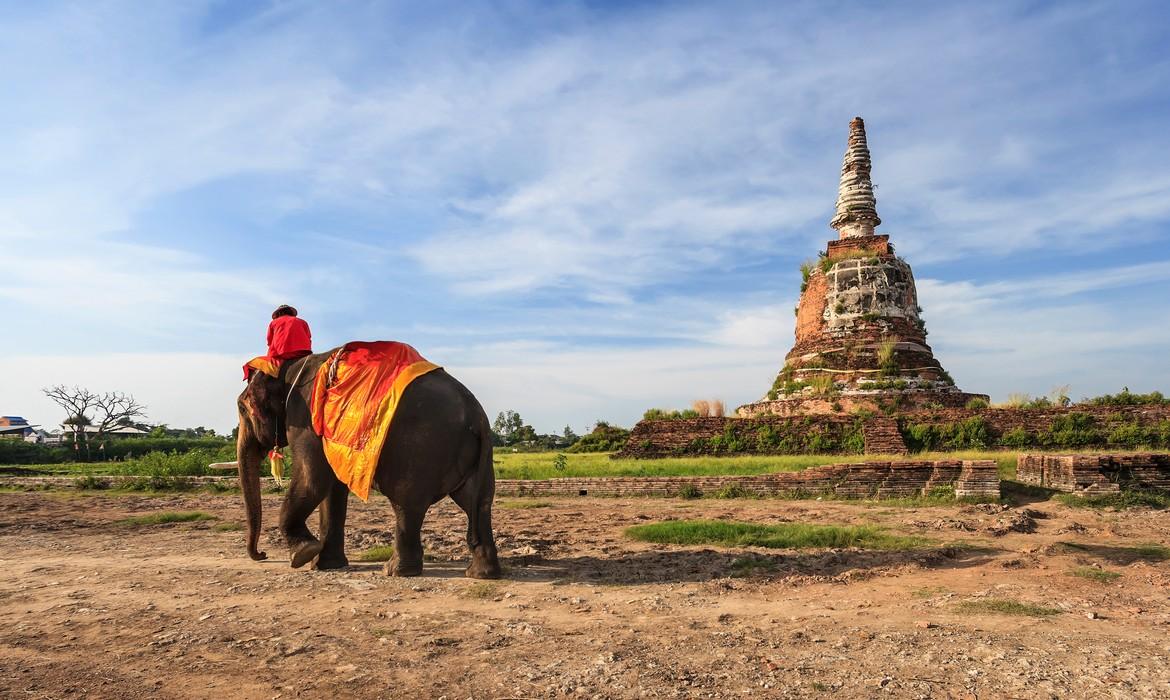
[
  {"left": 242, "top": 355, "right": 282, "bottom": 380},
  {"left": 309, "top": 341, "right": 441, "bottom": 501}
]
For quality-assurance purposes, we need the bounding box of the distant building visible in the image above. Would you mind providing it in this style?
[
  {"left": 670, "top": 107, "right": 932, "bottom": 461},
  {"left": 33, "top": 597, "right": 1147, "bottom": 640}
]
[
  {"left": 0, "top": 416, "right": 41, "bottom": 442},
  {"left": 67, "top": 424, "right": 151, "bottom": 438}
]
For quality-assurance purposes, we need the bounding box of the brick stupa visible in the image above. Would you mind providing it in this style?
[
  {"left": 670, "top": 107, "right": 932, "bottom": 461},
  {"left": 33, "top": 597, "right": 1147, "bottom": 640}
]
[{"left": 740, "top": 117, "right": 987, "bottom": 417}]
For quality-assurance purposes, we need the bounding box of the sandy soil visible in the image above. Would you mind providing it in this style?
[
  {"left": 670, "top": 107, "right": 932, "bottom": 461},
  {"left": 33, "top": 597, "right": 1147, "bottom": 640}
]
[{"left": 1, "top": 490, "right": 1168, "bottom": 699}]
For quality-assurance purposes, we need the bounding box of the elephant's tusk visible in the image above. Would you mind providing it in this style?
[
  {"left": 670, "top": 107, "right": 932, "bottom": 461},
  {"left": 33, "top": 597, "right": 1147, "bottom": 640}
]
[{"left": 208, "top": 461, "right": 240, "bottom": 470}]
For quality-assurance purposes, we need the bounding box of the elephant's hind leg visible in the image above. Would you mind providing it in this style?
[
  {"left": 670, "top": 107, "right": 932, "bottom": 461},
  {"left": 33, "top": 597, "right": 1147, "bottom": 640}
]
[
  {"left": 313, "top": 477, "right": 350, "bottom": 570},
  {"left": 384, "top": 503, "right": 426, "bottom": 577},
  {"left": 451, "top": 481, "right": 502, "bottom": 580}
]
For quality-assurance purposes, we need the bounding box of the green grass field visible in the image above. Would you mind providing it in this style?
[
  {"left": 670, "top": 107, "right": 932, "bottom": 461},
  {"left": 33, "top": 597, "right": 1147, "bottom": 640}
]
[
  {"left": 491, "top": 450, "right": 1021, "bottom": 480},
  {"left": 11, "top": 448, "right": 1170, "bottom": 488}
]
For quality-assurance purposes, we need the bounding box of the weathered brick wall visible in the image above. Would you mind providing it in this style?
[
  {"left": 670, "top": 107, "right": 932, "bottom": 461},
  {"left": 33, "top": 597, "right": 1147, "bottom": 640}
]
[
  {"left": 623, "top": 405, "right": 1170, "bottom": 458},
  {"left": 903, "top": 405, "right": 1169, "bottom": 428},
  {"left": 739, "top": 391, "right": 981, "bottom": 418},
  {"left": 616, "top": 416, "right": 862, "bottom": 458},
  {"left": 898, "top": 405, "right": 1170, "bottom": 443},
  {"left": 496, "top": 459, "right": 999, "bottom": 500},
  {"left": 1017, "top": 453, "right": 1170, "bottom": 493}
]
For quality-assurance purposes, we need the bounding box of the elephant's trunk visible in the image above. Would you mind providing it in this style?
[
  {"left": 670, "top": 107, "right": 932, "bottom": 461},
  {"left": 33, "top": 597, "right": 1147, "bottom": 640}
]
[{"left": 236, "top": 417, "right": 268, "bottom": 561}]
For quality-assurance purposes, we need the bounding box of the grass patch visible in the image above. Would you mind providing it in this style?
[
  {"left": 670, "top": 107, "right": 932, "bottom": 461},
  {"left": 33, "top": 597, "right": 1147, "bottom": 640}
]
[
  {"left": 1068, "top": 567, "right": 1121, "bottom": 583},
  {"left": 358, "top": 545, "right": 395, "bottom": 562},
  {"left": 1129, "top": 544, "right": 1170, "bottom": 560},
  {"left": 1056, "top": 490, "right": 1170, "bottom": 510},
  {"left": 954, "top": 598, "right": 1063, "bottom": 617},
  {"left": 462, "top": 582, "right": 500, "bottom": 599},
  {"left": 499, "top": 500, "right": 553, "bottom": 509},
  {"left": 625, "top": 520, "right": 928, "bottom": 550},
  {"left": 116, "top": 511, "right": 216, "bottom": 526},
  {"left": 212, "top": 521, "right": 243, "bottom": 532},
  {"left": 911, "top": 585, "right": 950, "bottom": 598}
]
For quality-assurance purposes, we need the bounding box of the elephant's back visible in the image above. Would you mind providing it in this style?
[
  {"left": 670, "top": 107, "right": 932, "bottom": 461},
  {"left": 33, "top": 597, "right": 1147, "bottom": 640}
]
[{"left": 390, "top": 368, "right": 489, "bottom": 434}]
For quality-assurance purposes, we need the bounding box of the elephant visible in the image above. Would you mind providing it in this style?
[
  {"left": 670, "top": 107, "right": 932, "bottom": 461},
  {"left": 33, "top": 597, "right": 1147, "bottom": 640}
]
[{"left": 235, "top": 348, "right": 501, "bottom": 579}]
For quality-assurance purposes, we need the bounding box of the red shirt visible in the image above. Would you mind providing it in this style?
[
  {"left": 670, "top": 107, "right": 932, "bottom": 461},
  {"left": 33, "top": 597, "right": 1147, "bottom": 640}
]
[{"left": 267, "top": 316, "right": 313, "bottom": 360}]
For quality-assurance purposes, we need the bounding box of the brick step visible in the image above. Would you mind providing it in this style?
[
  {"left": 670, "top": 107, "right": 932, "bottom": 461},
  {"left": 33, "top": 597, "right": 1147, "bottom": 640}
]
[{"left": 862, "top": 417, "right": 908, "bottom": 454}]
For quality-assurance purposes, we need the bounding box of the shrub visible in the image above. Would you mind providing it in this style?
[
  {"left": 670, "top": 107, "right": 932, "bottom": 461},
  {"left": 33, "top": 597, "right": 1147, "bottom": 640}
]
[
  {"left": 708, "top": 424, "right": 747, "bottom": 453},
  {"left": 677, "top": 484, "right": 702, "bottom": 499},
  {"left": 840, "top": 421, "right": 866, "bottom": 454},
  {"left": 799, "top": 261, "right": 814, "bottom": 293},
  {"left": 1042, "top": 412, "right": 1104, "bottom": 448},
  {"left": 1107, "top": 423, "right": 1148, "bottom": 448},
  {"left": 1082, "top": 389, "right": 1169, "bottom": 407},
  {"left": 1000, "top": 428, "right": 1032, "bottom": 448},
  {"left": 712, "top": 484, "right": 748, "bottom": 499},
  {"left": 566, "top": 422, "right": 630, "bottom": 453},
  {"left": 754, "top": 426, "right": 781, "bottom": 452},
  {"left": 965, "top": 397, "right": 990, "bottom": 409},
  {"left": 0, "top": 441, "right": 73, "bottom": 465},
  {"left": 73, "top": 475, "right": 111, "bottom": 490},
  {"left": 902, "top": 416, "right": 991, "bottom": 451},
  {"left": 692, "top": 400, "right": 711, "bottom": 417},
  {"left": 115, "top": 447, "right": 236, "bottom": 478},
  {"left": 642, "top": 408, "right": 700, "bottom": 421}
]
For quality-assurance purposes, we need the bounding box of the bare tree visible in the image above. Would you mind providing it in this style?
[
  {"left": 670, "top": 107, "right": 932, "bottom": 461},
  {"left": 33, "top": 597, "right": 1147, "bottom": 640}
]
[{"left": 42, "top": 385, "right": 147, "bottom": 460}]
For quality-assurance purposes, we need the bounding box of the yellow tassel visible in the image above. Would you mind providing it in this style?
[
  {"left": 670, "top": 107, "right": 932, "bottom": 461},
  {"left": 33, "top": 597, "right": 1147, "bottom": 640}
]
[{"left": 268, "top": 449, "right": 285, "bottom": 488}]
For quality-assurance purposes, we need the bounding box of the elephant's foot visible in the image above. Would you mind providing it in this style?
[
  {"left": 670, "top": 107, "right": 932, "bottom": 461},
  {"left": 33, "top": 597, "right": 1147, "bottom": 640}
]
[
  {"left": 289, "top": 539, "right": 324, "bottom": 569},
  {"left": 383, "top": 556, "right": 422, "bottom": 577},
  {"left": 312, "top": 554, "right": 349, "bottom": 571},
  {"left": 464, "top": 560, "right": 501, "bottom": 580},
  {"left": 465, "top": 552, "right": 502, "bottom": 580}
]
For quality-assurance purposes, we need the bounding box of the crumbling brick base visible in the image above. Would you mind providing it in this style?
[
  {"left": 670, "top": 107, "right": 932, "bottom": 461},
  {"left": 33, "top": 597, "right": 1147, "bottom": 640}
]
[{"left": 1016, "top": 453, "right": 1170, "bottom": 493}]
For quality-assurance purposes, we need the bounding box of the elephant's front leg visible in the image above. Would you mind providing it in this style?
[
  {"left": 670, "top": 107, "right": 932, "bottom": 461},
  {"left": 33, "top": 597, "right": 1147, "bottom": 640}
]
[
  {"left": 279, "top": 458, "right": 334, "bottom": 569},
  {"left": 385, "top": 503, "right": 426, "bottom": 577},
  {"left": 313, "top": 479, "right": 350, "bottom": 570}
]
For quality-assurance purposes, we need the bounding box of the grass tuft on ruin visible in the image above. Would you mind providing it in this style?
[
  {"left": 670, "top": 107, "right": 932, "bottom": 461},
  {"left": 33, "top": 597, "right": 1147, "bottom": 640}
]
[{"left": 625, "top": 519, "right": 928, "bottom": 550}]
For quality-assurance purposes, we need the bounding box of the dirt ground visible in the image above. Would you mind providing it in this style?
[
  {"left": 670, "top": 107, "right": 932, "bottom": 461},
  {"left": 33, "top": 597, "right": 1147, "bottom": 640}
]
[{"left": 1, "top": 491, "right": 1168, "bottom": 699}]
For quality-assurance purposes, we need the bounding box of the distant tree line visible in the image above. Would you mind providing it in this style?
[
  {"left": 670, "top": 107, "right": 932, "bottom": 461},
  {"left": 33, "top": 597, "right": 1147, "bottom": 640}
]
[{"left": 491, "top": 411, "right": 630, "bottom": 453}]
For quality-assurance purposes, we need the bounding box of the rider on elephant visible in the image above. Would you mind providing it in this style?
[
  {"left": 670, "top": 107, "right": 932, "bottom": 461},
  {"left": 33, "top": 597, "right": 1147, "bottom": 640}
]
[{"left": 267, "top": 304, "right": 313, "bottom": 361}]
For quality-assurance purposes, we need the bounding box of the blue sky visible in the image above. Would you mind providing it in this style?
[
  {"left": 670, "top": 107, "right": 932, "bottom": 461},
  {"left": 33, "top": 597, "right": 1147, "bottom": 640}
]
[{"left": 3, "top": 0, "right": 1169, "bottom": 434}]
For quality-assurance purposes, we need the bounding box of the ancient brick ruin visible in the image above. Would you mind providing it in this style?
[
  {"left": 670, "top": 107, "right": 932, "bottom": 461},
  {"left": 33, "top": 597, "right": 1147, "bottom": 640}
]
[
  {"left": 617, "top": 405, "right": 1170, "bottom": 458},
  {"left": 1017, "top": 453, "right": 1170, "bottom": 494},
  {"left": 495, "top": 460, "right": 1000, "bottom": 500},
  {"left": 740, "top": 117, "right": 986, "bottom": 418}
]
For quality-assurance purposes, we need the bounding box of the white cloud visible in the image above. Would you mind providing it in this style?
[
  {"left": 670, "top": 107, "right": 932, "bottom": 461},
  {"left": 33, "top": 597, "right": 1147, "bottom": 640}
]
[{"left": 2, "top": 1, "right": 1169, "bottom": 432}]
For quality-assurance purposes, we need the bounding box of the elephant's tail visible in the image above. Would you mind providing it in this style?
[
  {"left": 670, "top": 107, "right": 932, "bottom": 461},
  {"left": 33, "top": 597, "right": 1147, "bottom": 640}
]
[{"left": 468, "top": 415, "right": 495, "bottom": 549}]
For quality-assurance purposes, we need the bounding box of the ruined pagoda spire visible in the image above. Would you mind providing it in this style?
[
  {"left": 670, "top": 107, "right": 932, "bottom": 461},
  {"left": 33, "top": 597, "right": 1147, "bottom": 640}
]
[{"left": 829, "top": 116, "right": 882, "bottom": 239}]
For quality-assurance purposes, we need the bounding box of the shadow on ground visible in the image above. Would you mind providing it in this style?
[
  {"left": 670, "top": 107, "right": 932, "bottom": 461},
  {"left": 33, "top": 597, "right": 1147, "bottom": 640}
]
[
  {"left": 362, "top": 545, "right": 1003, "bottom": 585},
  {"left": 1055, "top": 541, "right": 1169, "bottom": 565}
]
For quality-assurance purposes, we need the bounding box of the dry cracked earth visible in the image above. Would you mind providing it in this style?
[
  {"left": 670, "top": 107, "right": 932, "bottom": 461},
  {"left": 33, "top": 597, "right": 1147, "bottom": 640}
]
[{"left": 1, "top": 490, "right": 1168, "bottom": 699}]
